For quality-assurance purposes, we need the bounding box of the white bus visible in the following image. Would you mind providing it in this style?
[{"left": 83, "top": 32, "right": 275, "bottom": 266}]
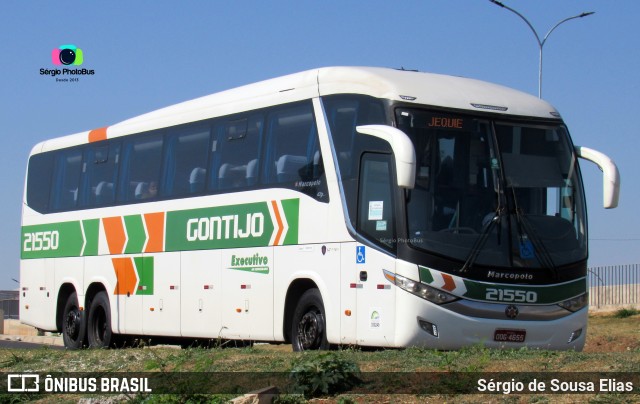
[{"left": 21, "top": 67, "right": 620, "bottom": 350}]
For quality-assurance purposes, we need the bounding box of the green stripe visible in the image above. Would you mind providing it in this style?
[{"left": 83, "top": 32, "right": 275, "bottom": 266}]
[
  {"left": 462, "top": 277, "right": 586, "bottom": 304},
  {"left": 419, "top": 266, "right": 586, "bottom": 304},
  {"left": 418, "top": 266, "right": 434, "bottom": 284},
  {"left": 282, "top": 198, "right": 299, "bottom": 245},
  {"left": 134, "top": 256, "right": 154, "bottom": 296},
  {"left": 21, "top": 198, "right": 300, "bottom": 259},
  {"left": 124, "top": 215, "right": 146, "bottom": 254},
  {"left": 22, "top": 221, "right": 85, "bottom": 259},
  {"left": 165, "top": 199, "right": 299, "bottom": 251},
  {"left": 82, "top": 219, "right": 100, "bottom": 256}
]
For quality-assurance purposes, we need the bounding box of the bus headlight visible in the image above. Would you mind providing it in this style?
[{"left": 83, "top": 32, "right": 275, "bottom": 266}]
[
  {"left": 558, "top": 293, "right": 588, "bottom": 312},
  {"left": 383, "top": 270, "right": 457, "bottom": 304}
]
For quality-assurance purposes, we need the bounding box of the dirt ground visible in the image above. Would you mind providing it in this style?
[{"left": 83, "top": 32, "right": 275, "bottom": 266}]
[{"left": 583, "top": 313, "right": 639, "bottom": 352}]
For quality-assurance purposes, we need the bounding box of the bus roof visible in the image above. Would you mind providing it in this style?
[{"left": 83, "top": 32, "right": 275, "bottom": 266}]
[{"left": 36, "top": 66, "right": 560, "bottom": 153}]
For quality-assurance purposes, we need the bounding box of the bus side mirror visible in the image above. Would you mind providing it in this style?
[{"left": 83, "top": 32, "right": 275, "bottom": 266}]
[
  {"left": 356, "top": 125, "right": 416, "bottom": 189},
  {"left": 575, "top": 146, "right": 620, "bottom": 209}
]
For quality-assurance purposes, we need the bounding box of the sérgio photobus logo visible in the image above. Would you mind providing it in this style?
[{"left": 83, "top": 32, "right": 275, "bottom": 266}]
[{"left": 40, "top": 44, "right": 96, "bottom": 82}]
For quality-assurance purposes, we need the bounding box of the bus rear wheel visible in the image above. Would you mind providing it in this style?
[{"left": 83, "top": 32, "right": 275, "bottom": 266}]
[
  {"left": 87, "top": 291, "right": 114, "bottom": 348},
  {"left": 62, "top": 291, "right": 85, "bottom": 349},
  {"left": 291, "top": 288, "right": 329, "bottom": 351}
]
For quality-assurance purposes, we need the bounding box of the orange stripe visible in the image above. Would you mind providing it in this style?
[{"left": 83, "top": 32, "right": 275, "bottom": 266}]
[
  {"left": 441, "top": 274, "right": 456, "bottom": 292},
  {"left": 271, "top": 200, "right": 284, "bottom": 245},
  {"left": 103, "top": 216, "right": 127, "bottom": 255},
  {"left": 88, "top": 127, "right": 108, "bottom": 143},
  {"left": 112, "top": 257, "right": 137, "bottom": 295},
  {"left": 144, "top": 212, "right": 165, "bottom": 253}
]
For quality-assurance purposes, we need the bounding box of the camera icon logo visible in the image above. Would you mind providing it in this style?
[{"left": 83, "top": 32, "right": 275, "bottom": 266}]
[{"left": 52, "top": 44, "right": 83, "bottom": 66}]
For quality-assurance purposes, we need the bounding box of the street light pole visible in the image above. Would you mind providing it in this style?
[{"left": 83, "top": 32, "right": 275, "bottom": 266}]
[{"left": 488, "top": 0, "right": 594, "bottom": 98}]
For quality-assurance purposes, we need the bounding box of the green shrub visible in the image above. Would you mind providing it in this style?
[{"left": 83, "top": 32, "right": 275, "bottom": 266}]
[
  {"left": 289, "top": 352, "right": 361, "bottom": 398},
  {"left": 614, "top": 307, "right": 639, "bottom": 318}
]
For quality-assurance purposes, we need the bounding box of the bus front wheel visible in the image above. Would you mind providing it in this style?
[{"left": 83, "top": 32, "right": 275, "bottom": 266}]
[
  {"left": 291, "top": 288, "right": 329, "bottom": 351},
  {"left": 87, "top": 291, "right": 114, "bottom": 348},
  {"left": 62, "top": 291, "right": 85, "bottom": 349}
]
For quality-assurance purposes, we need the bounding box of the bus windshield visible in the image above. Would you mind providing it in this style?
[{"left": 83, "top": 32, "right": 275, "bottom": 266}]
[{"left": 396, "top": 108, "right": 587, "bottom": 269}]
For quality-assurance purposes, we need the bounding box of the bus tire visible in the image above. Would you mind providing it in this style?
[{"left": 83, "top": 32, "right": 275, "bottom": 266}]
[
  {"left": 87, "top": 291, "right": 114, "bottom": 348},
  {"left": 291, "top": 288, "right": 329, "bottom": 351},
  {"left": 62, "top": 291, "right": 85, "bottom": 349}
]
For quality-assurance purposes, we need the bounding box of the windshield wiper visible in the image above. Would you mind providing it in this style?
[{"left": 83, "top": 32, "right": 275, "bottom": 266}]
[
  {"left": 459, "top": 206, "right": 504, "bottom": 273},
  {"left": 509, "top": 187, "right": 558, "bottom": 279}
]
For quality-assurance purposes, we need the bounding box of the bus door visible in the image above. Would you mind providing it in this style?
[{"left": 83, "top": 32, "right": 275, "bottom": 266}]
[{"left": 354, "top": 153, "right": 398, "bottom": 347}]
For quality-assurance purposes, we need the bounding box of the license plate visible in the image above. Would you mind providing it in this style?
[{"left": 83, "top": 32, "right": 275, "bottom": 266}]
[{"left": 494, "top": 329, "right": 526, "bottom": 343}]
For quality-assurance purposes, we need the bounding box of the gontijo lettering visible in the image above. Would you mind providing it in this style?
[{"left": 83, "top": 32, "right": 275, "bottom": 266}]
[{"left": 187, "top": 213, "right": 264, "bottom": 241}]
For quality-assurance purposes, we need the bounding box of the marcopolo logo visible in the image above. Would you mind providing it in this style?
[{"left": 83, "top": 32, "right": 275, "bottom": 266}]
[{"left": 52, "top": 44, "right": 83, "bottom": 65}]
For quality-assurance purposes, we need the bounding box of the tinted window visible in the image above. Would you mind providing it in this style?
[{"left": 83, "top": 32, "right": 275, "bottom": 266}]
[
  {"left": 323, "top": 95, "right": 388, "bottom": 226},
  {"left": 163, "top": 127, "right": 210, "bottom": 197},
  {"left": 358, "top": 154, "right": 396, "bottom": 250},
  {"left": 212, "top": 114, "right": 264, "bottom": 191},
  {"left": 264, "top": 103, "right": 327, "bottom": 201},
  {"left": 28, "top": 100, "right": 331, "bottom": 213},
  {"left": 50, "top": 149, "right": 83, "bottom": 211},
  {"left": 119, "top": 134, "right": 164, "bottom": 202},
  {"left": 82, "top": 143, "right": 120, "bottom": 207},
  {"left": 26, "top": 153, "right": 54, "bottom": 213}
]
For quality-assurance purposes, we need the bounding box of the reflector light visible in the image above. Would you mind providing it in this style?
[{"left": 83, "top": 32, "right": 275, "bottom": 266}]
[
  {"left": 568, "top": 328, "right": 583, "bottom": 343},
  {"left": 418, "top": 318, "right": 439, "bottom": 337}
]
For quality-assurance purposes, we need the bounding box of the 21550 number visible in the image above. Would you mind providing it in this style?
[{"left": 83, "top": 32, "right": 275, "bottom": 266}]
[
  {"left": 23, "top": 231, "right": 59, "bottom": 252},
  {"left": 486, "top": 288, "right": 537, "bottom": 303}
]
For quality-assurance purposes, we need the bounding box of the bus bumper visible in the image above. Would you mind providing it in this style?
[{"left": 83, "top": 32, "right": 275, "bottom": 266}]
[{"left": 394, "top": 291, "right": 587, "bottom": 351}]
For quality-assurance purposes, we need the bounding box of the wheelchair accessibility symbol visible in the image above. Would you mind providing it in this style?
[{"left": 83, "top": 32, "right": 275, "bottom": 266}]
[{"left": 356, "top": 246, "right": 366, "bottom": 264}]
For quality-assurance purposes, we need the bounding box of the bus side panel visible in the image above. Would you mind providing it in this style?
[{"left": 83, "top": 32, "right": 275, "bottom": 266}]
[
  {"left": 142, "top": 252, "right": 181, "bottom": 337},
  {"left": 220, "top": 247, "right": 273, "bottom": 341},
  {"left": 19, "top": 259, "right": 57, "bottom": 331},
  {"left": 180, "top": 250, "right": 222, "bottom": 339},
  {"left": 273, "top": 243, "right": 341, "bottom": 344},
  {"left": 339, "top": 242, "right": 357, "bottom": 345}
]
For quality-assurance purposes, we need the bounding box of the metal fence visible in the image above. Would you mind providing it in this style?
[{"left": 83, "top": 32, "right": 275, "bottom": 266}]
[
  {"left": 0, "top": 290, "right": 19, "bottom": 319},
  {"left": 588, "top": 264, "right": 640, "bottom": 309}
]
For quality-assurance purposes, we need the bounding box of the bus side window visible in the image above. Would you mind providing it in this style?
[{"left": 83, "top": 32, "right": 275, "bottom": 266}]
[
  {"left": 265, "top": 104, "right": 316, "bottom": 184},
  {"left": 264, "top": 102, "right": 327, "bottom": 201},
  {"left": 82, "top": 143, "right": 120, "bottom": 207},
  {"left": 119, "top": 134, "right": 164, "bottom": 202},
  {"left": 26, "top": 153, "right": 54, "bottom": 213},
  {"left": 50, "top": 149, "right": 83, "bottom": 211},
  {"left": 214, "top": 114, "right": 264, "bottom": 192},
  {"left": 357, "top": 153, "right": 396, "bottom": 250},
  {"left": 162, "top": 126, "right": 210, "bottom": 197}
]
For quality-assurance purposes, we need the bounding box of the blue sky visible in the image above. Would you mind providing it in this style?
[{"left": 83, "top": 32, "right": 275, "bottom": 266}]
[{"left": 1, "top": 0, "right": 638, "bottom": 290}]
